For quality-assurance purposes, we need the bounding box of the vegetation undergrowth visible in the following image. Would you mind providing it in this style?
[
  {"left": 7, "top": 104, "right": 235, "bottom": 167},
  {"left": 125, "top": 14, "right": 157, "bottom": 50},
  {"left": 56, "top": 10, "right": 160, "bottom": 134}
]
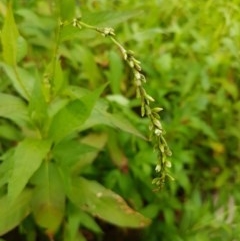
[{"left": 0, "top": 0, "right": 240, "bottom": 241}]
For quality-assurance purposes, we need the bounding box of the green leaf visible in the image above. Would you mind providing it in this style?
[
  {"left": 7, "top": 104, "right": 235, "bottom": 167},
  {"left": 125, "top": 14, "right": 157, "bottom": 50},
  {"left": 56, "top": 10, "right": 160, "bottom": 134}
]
[
  {"left": 71, "top": 133, "right": 108, "bottom": 173},
  {"left": 0, "top": 63, "right": 33, "bottom": 100},
  {"left": 52, "top": 140, "right": 97, "bottom": 167},
  {"left": 189, "top": 116, "right": 217, "bottom": 140},
  {"left": 0, "top": 123, "right": 22, "bottom": 141},
  {"left": 8, "top": 138, "right": 52, "bottom": 201},
  {"left": 1, "top": 3, "right": 19, "bottom": 66},
  {"left": 64, "top": 207, "right": 87, "bottom": 241},
  {"left": 28, "top": 75, "right": 48, "bottom": 128},
  {"left": 82, "top": 10, "right": 143, "bottom": 27},
  {"left": 49, "top": 84, "right": 106, "bottom": 143},
  {"left": 76, "top": 46, "right": 102, "bottom": 88},
  {"left": 68, "top": 177, "right": 151, "bottom": 228},
  {"left": 31, "top": 162, "right": 65, "bottom": 234},
  {"left": 0, "top": 189, "right": 32, "bottom": 236},
  {"left": 16, "top": 36, "right": 28, "bottom": 63},
  {"left": 0, "top": 149, "right": 14, "bottom": 188},
  {"left": 82, "top": 101, "right": 146, "bottom": 140},
  {"left": 58, "top": 0, "right": 75, "bottom": 20},
  {"left": 78, "top": 210, "right": 102, "bottom": 234},
  {"left": 52, "top": 60, "right": 66, "bottom": 96},
  {"left": 107, "top": 51, "right": 124, "bottom": 94},
  {"left": 0, "top": 93, "right": 28, "bottom": 126}
]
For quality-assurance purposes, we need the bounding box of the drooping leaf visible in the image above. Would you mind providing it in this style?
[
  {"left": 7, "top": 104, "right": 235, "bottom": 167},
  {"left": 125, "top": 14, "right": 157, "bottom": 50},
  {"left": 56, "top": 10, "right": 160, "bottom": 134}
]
[
  {"left": 68, "top": 177, "right": 151, "bottom": 228},
  {"left": 8, "top": 138, "right": 52, "bottom": 201},
  {"left": 31, "top": 162, "right": 65, "bottom": 234},
  {"left": 0, "top": 189, "right": 32, "bottom": 236},
  {"left": 81, "top": 100, "right": 146, "bottom": 140},
  {"left": 1, "top": 3, "right": 19, "bottom": 66},
  {"left": 49, "top": 84, "right": 107, "bottom": 143},
  {"left": 0, "top": 93, "right": 28, "bottom": 126}
]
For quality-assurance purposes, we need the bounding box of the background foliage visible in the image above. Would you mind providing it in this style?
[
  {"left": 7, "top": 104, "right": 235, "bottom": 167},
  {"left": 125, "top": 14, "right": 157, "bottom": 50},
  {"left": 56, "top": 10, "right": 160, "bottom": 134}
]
[{"left": 0, "top": 0, "right": 240, "bottom": 241}]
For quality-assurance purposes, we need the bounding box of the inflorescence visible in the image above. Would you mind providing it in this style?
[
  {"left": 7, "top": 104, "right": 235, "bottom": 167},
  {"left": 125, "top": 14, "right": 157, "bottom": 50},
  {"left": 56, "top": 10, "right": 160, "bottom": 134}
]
[{"left": 62, "top": 18, "right": 174, "bottom": 190}]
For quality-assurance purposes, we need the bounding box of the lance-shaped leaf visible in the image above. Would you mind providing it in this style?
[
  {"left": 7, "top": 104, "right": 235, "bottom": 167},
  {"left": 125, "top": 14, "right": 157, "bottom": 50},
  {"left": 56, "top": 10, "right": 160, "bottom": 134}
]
[
  {"left": 8, "top": 138, "right": 52, "bottom": 201},
  {"left": 0, "top": 93, "right": 28, "bottom": 126},
  {"left": 81, "top": 100, "right": 146, "bottom": 140},
  {"left": 28, "top": 74, "right": 48, "bottom": 128},
  {"left": 68, "top": 177, "right": 151, "bottom": 228},
  {"left": 31, "top": 162, "right": 65, "bottom": 234},
  {"left": 0, "top": 189, "right": 32, "bottom": 236},
  {"left": 1, "top": 3, "right": 19, "bottom": 66},
  {"left": 0, "top": 63, "right": 34, "bottom": 100},
  {"left": 49, "top": 84, "right": 107, "bottom": 143}
]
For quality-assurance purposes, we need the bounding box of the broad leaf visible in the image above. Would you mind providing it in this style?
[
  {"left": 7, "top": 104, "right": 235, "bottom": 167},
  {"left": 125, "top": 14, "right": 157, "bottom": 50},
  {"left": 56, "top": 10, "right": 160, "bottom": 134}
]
[
  {"left": 0, "top": 189, "right": 32, "bottom": 236},
  {"left": 49, "top": 85, "right": 106, "bottom": 143},
  {"left": 68, "top": 177, "right": 151, "bottom": 228},
  {"left": 0, "top": 93, "right": 28, "bottom": 126},
  {"left": 31, "top": 162, "right": 65, "bottom": 234},
  {"left": 8, "top": 138, "right": 52, "bottom": 201}
]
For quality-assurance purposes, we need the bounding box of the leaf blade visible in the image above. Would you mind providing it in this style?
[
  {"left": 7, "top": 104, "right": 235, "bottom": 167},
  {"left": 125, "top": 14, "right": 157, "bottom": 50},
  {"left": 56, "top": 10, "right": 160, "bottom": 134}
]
[
  {"left": 0, "top": 93, "right": 28, "bottom": 126},
  {"left": 8, "top": 138, "right": 52, "bottom": 201},
  {"left": 31, "top": 162, "right": 65, "bottom": 234},
  {"left": 68, "top": 177, "right": 151, "bottom": 228},
  {"left": 49, "top": 84, "right": 107, "bottom": 142},
  {"left": 1, "top": 3, "right": 19, "bottom": 66},
  {"left": 0, "top": 190, "right": 32, "bottom": 236}
]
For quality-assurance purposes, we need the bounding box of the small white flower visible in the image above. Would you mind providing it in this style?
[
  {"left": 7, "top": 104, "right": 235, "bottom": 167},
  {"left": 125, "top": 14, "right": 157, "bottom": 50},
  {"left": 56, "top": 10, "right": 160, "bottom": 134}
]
[
  {"left": 165, "top": 161, "right": 172, "bottom": 168},
  {"left": 154, "top": 128, "right": 162, "bottom": 136},
  {"left": 155, "top": 164, "right": 161, "bottom": 172},
  {"left": 96, "top": 192, "right": 103, "bottom": 198}
]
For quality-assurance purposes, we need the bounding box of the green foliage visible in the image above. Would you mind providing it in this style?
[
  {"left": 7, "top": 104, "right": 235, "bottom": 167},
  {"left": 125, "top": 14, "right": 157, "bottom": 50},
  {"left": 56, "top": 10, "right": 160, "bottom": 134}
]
[
  {"left": 1, "top": 0, "right": 240, "bottom": 241},
  {"left": 0, "top": 1, "right": 152, "bottom": 239}
]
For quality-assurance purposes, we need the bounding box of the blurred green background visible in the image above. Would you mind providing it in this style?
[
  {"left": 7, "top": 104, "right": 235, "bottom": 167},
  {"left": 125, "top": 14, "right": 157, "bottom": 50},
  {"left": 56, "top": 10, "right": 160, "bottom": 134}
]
[{"left": 1, "top": 0, "right": 240, "bottom": 240}]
